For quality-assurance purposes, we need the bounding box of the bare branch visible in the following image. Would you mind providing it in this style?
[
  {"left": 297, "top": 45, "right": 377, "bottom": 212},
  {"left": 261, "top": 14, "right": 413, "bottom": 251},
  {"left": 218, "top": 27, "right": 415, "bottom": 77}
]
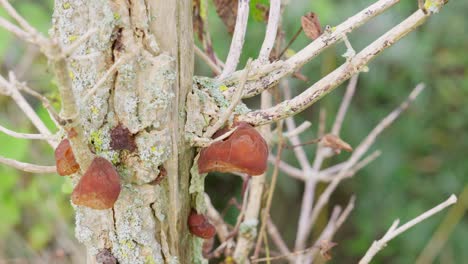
[
  {"left": 416, "top": 186, "right": 468, "bottom": 264},
  {"left": 204, "top": 59, "right": 252, "bottom": 138},
  {"left": 239, "top": 9, "right": 436, "bottom": 125},
  {"left": 0, "top": 0, "right": 48, "bottom": 48},
  {"left": 268, "top": 155, "right": 304, "bottom": 180},
  {"left": 223, "top": 0, "right": 400, "bottom": 99},
  {"left": 0, "top": 0, "right": 38, "bottom": 35},
  {"left": 253, "top": 120, "right": 285, "bottom": 258},
  {"left": 0, "top": 17, "right": 30, "bottom": 40},
  {"left": 205, "top": 194, "right": 231, "bottom": 243},
  {"left": 283, "top": 121, "right": 311, "bottom": 138},
  {"left": 331, "top": 74, "right": 359, "bottom": 136},
  {"left": 0, "top": 123, "right": 56, "bottom": 140},
  {"left": 305, "top": 196, "right": 355, "bottom": 262},
  {"left": 359, "top": 195, "right": 457, "bottom": 264},
  {"left": 320, "top": 150, "right": 382, "bottom": 182},
  {"left": 0, "top": 75, "right": 56, "bottom": 147},
  {"left": 15, "top": 77, "right": 61, "bottom": 124},
  {"left": 194, "top": 45, "right": 222, "bottom": 75},
  {"left": 0, "top": 155, "right": 57, "bottom": 174},
  {"left": 219, "top": 0, "right": 250, "bottom": 79},
  {"left": 294, "top": 109, "right": 328, "bottom": 255},
  {"left": 304, "top": 84, "right": 426, "bottom": 241},
  {"left": 266, "top": 218, "right": 292, "bottom": 260},
  {"left": 257, "top": 0, "right": 281, "bottom": 63}
]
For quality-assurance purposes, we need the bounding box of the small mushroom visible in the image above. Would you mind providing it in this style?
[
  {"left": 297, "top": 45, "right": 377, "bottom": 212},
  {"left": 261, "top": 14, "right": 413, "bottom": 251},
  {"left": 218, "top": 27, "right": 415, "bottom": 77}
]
[
  {"left": 55, "top": 139, "right": 80, "bottom": 176},
  {"left": 198, "top": 122, "right": 268, "bottom": 176},
  {"left": 188, "top": 209, "right": 216, "bottom": 239},
  {"left": 71, "top": 157, "right": 121, "bottom": 209}
]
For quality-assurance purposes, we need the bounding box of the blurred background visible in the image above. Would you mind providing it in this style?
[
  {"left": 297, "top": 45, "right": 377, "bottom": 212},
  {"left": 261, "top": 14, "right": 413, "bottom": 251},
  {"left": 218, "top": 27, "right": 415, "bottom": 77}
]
[{"left": 0, "top": 0, "right": 467, "bottom": 263}]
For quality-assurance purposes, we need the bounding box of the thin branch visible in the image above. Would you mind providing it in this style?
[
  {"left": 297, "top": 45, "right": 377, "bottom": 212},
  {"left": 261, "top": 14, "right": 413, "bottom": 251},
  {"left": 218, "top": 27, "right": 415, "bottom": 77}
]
[
  {"left": 0, "top": 155, "right": 57, "bottom": 174},
  {"left": 278, "top": 27, "right": 302, "bottom": 59},
  {"left": 204, "top": 59, "right": 252, "bottom": 138},
  {"left": 304, "top": 84, "right": 426, "bottom": 241},
  {"left": 205, "top": 194, "right": 231, "bottom": 243},
  {"left": 416, "top": 186, "right": 468, "bottom": 264},
  {"left": 331, "top": 74, "right": 359, "bottom": 136},
  {"left": 191, "top": 126, "right": 239, "bottom": 147},
  {"left": 239, "top": 9, "right": 435, "bottom": 125},
  {"left": 0, "top": 0, "right": 48, "bottom": 48},
  {"left": 223, "top": 0, "right": 400, "bottom": 99},
  {"left": 294, "top": 109, "right": 327, "bottom": 256},
  {"left": 253, "top": 120, "right": 284, "bottom": 258},
  {"left": 359, "top": 194, "right": 458, "bottom": 264},
  {"left": 319, "top": 150, "right": 381, "bottom": 182},
  {"left": 267, "top": 155, "right": 304, "bottom": 180},
  {"left": 251, "top": 246, "right": 316, "bottom": 263},
  {"left": 266, "top": 218, "right": 292, "bottom": 260},
  {"left": 0, "top": 75, "right": 56, "bottom": 147},
  {"left": 219, "top": 0, "right": 250, "bottom": 79},
  {"left": 257, "top": 0, "right": 281, "bottom": 62},
  {"left": 0, "top": 16, "right": 30, "bottom": 40},
  {"left": 305, "top": 196, "right": 355, "bottom": 262},
  {"left": 15, "top": 78, "right": 61, "bottom": 123},
  {"left": 0, "top": 0, "right": 38, "bottom": 36},
  {"left": 283, "top": 121, "right": 311, "bottom": 138},
  {"left": 194, "top": 44, "right": 222, "bottom": 75},
  {"left": 0, "top": 124, "right": 56, "bottom": 140}
]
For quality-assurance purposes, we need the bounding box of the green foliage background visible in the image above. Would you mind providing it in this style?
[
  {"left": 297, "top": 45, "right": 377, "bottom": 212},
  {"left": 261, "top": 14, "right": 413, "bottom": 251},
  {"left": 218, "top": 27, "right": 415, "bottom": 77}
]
[{"left": 0, "top": 0, "right": 466, "bottom": 263}]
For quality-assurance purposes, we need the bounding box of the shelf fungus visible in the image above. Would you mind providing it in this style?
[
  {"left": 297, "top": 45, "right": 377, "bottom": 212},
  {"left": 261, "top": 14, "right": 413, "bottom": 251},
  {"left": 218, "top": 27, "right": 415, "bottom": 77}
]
[
  {"left": 188, "top": 209, "right": 216, "bottom": 239},
  {"left": 71, "top": 157, "right": 121, "bottom": 209},
  {"left": 198, "top": 122, "right": 268, "bottom": 176},
  {"left": 55, "top": 139, "right": 80, "bottom": 176}
]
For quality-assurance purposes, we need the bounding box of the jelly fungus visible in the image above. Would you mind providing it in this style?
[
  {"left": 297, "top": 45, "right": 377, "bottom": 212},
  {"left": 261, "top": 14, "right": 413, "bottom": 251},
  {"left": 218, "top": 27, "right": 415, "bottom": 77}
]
[
  {"left": 55, "top": 139, "right": 80, "bottom": 176},
  {"left": 71, "top": 157, "right": 121, "bottom": 209},
  {"left": 188, "top": 209, "right": 216, "bottom": 239},
  {"left": 198, "top": 122, "right": 268, "bottom": 176}
]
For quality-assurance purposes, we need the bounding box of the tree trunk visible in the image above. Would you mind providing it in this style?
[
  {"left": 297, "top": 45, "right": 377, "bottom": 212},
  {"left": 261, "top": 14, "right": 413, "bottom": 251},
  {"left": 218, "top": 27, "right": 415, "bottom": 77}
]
[{"left": 51, "top": 0, "right": 196, "bottom": 263}]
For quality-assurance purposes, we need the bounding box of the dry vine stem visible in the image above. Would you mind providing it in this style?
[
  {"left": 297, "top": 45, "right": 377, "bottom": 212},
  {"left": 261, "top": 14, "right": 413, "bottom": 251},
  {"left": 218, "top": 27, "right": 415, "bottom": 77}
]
[{"left": 0, "top": 0, "right": 453, "bottom": 263}]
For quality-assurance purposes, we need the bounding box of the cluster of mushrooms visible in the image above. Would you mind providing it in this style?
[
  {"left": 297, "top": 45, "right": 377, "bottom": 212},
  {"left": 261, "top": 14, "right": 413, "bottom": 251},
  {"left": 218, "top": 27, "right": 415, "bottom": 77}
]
[{"left": 54, "top": 122, "right": 269, "bottom": 239}]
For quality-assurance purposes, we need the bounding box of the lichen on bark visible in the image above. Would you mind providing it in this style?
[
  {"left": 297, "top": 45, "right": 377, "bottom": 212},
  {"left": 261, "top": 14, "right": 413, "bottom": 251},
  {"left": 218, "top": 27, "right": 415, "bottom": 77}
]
[{"left": 52, "top": 0, "right": 197, "bottom": 263}]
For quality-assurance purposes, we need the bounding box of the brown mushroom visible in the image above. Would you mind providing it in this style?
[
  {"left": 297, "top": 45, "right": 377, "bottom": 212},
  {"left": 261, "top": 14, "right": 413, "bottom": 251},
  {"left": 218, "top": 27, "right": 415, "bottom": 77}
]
[
  {"left": 71, "top": 157, "right": 121, "bottom": 209},
  {"left": 55, "top": 138, "right": 80, "bottom": 176},
  {"left": 198, "top": 122, "right": 268, "bottom": 176},
  {"left": 188, "top": 209, "right": 216, "bottom": 239}
]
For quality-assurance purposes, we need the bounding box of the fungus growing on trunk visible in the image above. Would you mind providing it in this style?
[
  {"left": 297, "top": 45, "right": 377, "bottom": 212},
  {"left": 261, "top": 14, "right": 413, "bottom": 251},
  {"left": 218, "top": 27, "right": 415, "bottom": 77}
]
[
  {"left": 71, "top": 157, "right": 121, "bottom": 209},
  {"left": 198, "top": 122, "right": 268, "bottom": 175},
  {"left": 55, "top": 138, "right": 80, "bottom": 176},
  {"left": 188, "top": 209, "right": 216, "bottom": 239},
  {"left": 110, "top": 124, "right": 136, "bottom": 152}
]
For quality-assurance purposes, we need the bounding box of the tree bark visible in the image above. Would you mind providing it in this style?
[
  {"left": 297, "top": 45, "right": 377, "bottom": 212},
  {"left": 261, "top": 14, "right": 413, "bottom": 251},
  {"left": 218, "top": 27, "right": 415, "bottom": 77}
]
[{"left": 51, "top": 0, "right": 195, "bottom": 263}]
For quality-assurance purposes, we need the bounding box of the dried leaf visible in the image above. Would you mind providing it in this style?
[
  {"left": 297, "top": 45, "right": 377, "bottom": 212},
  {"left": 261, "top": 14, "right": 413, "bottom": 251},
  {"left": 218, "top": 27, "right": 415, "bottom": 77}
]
[
  {"left": 301, "top": 12, "right": 322, "bottom": 40},
  {"left": 321, "top": 134, "right": 353, "bottom": 154},
  {"left": 214, "top": 0, "right": 238, "bottom": 34},
  {"left": 317, "top": 240, "right": 338, "bottom": 261}
]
